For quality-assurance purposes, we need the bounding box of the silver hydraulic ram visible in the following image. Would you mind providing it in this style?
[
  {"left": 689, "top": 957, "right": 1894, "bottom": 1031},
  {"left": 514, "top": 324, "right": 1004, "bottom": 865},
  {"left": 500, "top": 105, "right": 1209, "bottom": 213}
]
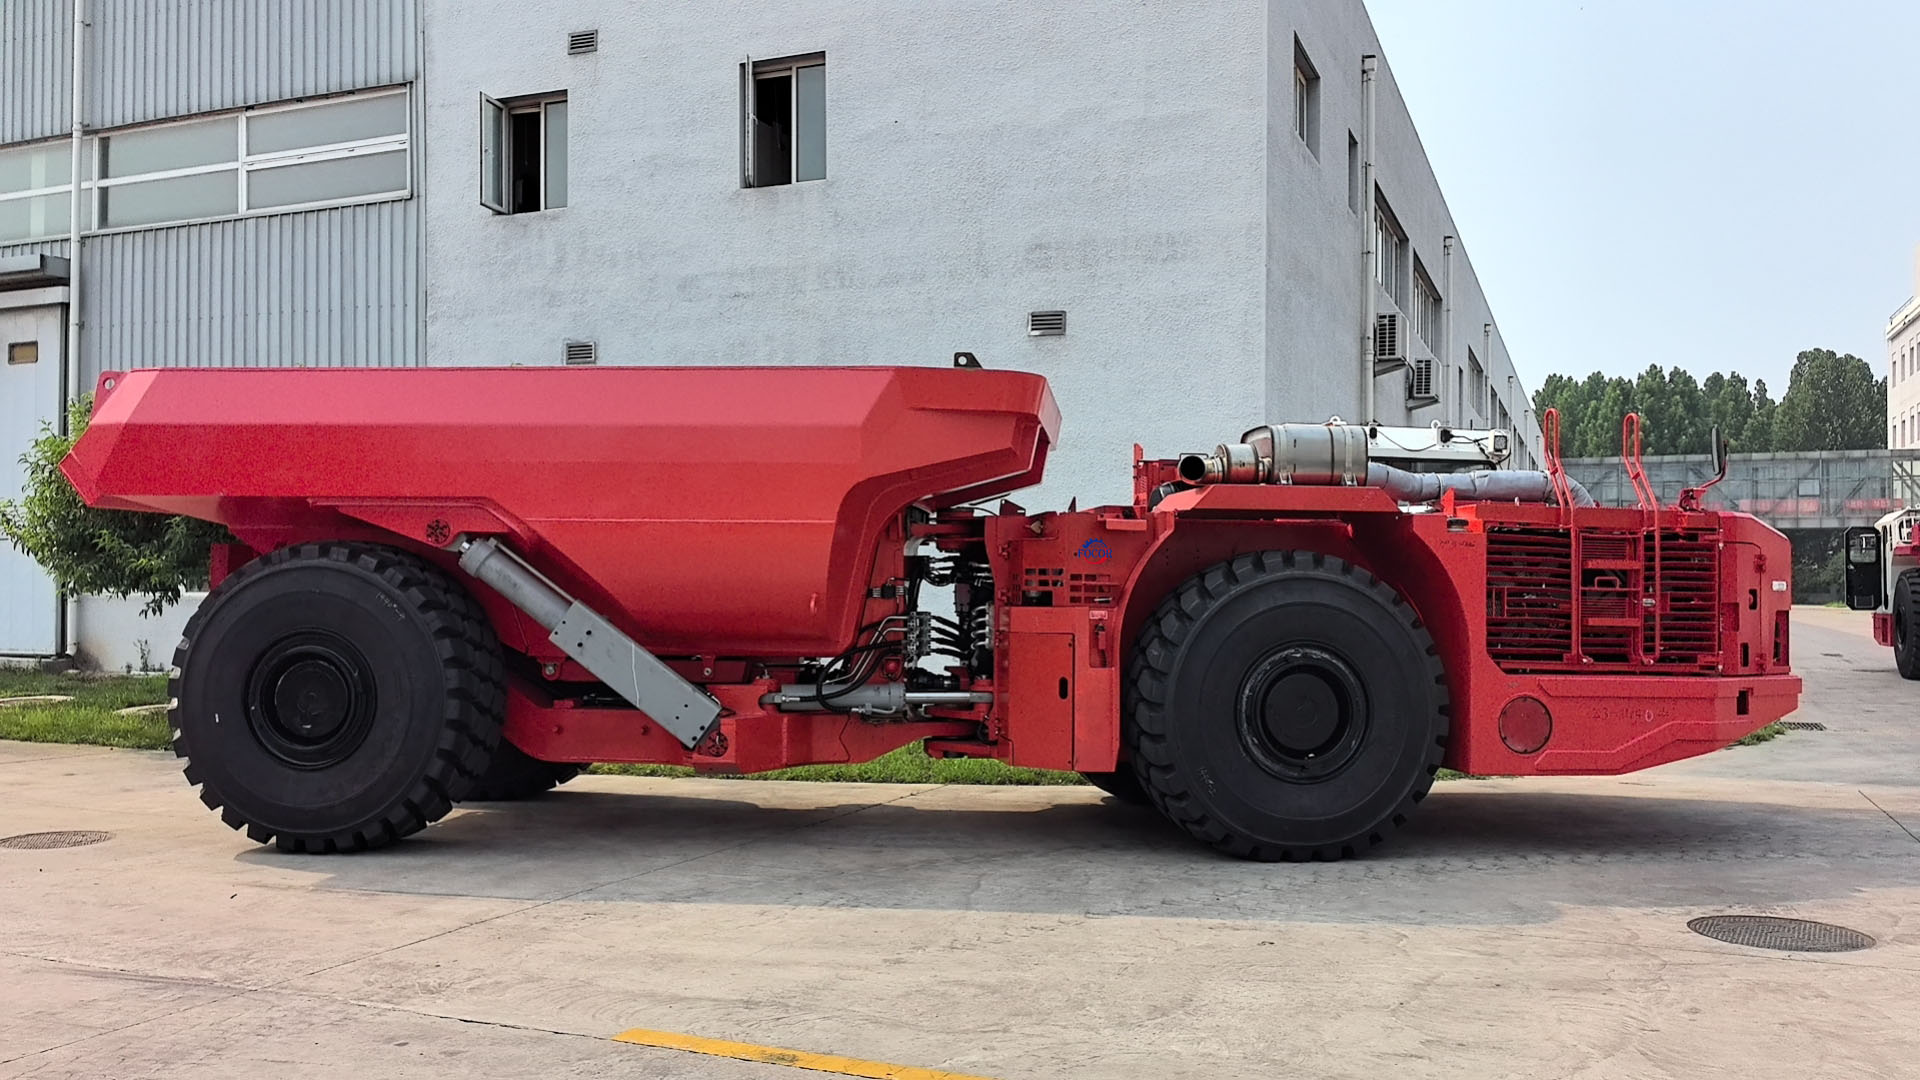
[
  {"left": 458, "top": 537, "right": 723, "bottom": 749},
  {"left": 763, "top": 683, "right": 994, "bottom": 715}
]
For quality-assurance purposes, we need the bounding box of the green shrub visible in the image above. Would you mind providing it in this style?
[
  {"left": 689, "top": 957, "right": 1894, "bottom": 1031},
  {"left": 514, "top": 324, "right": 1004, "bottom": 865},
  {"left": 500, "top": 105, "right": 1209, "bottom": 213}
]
[{"left": 0, "top": 395, "right": 229, "bottom": 615}]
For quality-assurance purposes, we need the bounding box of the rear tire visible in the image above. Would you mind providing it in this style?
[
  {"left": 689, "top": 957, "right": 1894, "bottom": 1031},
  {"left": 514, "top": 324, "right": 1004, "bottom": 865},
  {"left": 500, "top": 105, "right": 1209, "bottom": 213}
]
[
  {"left": 466, "top": 742, "right": 585, "bottom": 800},
  {"left": 1895, "top": 573, "right": 1920, "bottom": 680},
  {"left": 1126, "top": 551, "right": 1450, "bottom": 861},
  {"left": 170, "top": 542, "right": 505, "bottom": 853},
  {"left": 1079, "top": 769, "right": 1150, "bottom": 805}
]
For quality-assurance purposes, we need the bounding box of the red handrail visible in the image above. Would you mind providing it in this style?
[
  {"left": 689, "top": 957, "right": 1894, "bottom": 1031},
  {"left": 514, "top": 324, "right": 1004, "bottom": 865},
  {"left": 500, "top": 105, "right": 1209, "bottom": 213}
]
[
  {"left": 1541, "top": 407, "right": 1574, "bottom": 522},
  {"left": 1621, "top": 413, "right": 1657, "bottom": 511}
]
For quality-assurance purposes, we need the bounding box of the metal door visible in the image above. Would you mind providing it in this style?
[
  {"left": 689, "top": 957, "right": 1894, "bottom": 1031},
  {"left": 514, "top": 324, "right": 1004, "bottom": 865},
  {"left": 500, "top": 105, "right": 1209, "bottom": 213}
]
[{"left": 0, "top": 305, "right": 62, "bottom": 655}]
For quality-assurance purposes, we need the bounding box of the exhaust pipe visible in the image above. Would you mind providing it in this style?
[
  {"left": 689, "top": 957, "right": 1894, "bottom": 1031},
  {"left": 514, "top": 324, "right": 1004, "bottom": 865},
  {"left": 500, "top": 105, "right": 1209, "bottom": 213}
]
[{"left": 1175, "top": 423, "right": 1594, "bottom": 508}]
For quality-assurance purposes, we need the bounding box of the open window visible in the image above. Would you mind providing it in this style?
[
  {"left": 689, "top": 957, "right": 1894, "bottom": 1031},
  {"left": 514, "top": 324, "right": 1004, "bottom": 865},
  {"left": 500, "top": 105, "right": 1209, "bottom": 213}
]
[
  {"left": 481, "top": 92, "right": 568, "bottom": 214},
  {"left": 743, "top": 54, "right": 825, "bottom": 187}
]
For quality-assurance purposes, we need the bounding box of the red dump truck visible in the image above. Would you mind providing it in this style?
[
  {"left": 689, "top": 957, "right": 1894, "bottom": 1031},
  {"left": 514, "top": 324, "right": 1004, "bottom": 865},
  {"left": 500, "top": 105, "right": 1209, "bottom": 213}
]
[{"left": 62, "top": 365, "right": 1800, "bottom": 860}]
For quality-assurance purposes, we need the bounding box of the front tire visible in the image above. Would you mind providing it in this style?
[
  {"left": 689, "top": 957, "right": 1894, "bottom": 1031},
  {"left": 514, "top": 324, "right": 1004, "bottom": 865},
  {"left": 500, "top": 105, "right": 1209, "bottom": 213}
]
[
  {"left": 1895, "top": 572, "right": 1920, "bottom": 680},
  {"left": 1126, "top": 551, "right": 1450, "bottom": 861},
  {"left": 170, "top": 542, "right": 505, "bottom": 853}
]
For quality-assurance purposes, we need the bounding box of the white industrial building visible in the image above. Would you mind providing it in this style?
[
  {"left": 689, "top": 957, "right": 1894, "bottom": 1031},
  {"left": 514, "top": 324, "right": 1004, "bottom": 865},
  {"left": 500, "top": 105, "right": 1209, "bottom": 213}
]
[
  {"left": 0, "top": 0, "right": 1540, "bottom": 665},
  {"left": 1888, "top": 247, "right": 1920, "bottom": 449}
]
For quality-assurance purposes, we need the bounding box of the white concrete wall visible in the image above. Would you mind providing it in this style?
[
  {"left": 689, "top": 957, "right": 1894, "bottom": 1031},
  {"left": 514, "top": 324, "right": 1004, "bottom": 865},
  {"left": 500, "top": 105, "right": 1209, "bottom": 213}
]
[
  {"left": 75, "top": 593, "right": 205, "bottom": 673},
  {"left": 423, "top": 0, "right": 1270, "bottom": 510},
  {"left": 1267, "top": 2, "right": 1538, "bottom": 465},
  {"left": 422, "top": 0, "right": 1541, "bottom": 496}
]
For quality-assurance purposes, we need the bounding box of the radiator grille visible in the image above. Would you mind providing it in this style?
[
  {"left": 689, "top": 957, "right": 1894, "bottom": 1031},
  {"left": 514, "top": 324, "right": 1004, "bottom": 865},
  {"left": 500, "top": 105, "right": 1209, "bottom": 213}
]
[
  {"left": 1486, "top": 526, "right": 1722, "bottom": 674},
  {"left": 1486, "top": 528, "right": 1574, "bottom": 667}
]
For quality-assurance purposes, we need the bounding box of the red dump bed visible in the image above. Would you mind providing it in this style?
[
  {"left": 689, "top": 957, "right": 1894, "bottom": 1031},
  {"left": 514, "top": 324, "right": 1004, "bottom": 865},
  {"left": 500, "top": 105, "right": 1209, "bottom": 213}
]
[{"left": 64, "top": 366, "right": 1059, "bottom": 656}]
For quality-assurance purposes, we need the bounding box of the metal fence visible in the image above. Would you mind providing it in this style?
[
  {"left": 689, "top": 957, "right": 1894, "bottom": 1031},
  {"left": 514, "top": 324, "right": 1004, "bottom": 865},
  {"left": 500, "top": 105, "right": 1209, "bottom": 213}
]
[{"left": 1563, "top": 450, "right": 1920, "bottom": 530}]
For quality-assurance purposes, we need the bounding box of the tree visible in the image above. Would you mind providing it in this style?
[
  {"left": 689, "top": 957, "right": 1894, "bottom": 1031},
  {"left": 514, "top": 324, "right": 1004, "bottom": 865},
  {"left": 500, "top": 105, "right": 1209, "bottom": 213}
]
[
  {"left": 0, "top": 396, "right": 229, "bottom": 614},
  {"left": 1529, "top": 349, "right": 1879, "bottom": 458},
  {"left": 1771, "top": 348, "right": 1887, "bottom": 452}
]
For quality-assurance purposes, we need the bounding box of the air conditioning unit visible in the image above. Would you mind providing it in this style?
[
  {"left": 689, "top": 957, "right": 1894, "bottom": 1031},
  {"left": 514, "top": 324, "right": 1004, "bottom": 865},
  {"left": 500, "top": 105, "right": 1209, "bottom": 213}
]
[
  {"left": 1405, "top": 355, "right": 1439, "bottom": 408},
  {"left": 1373, "top": 313, "right": 1408, "bottom": 374}
]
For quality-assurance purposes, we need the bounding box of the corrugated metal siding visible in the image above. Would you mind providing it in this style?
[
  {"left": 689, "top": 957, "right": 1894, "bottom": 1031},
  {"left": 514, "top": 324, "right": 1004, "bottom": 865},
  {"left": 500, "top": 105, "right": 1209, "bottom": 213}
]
[
  {"left": 89, "top": 0, "right": 416, "bottom": 129},
  {"left": 5, "top": 2, "right": 418, "bottom": 143},
  {"left": 82, "top": 199, "right": 420, "bottom": 380},
  {"left": 1, "top": 2, "right": 422, "bottom": 373},
  {"left": 0, "top": 1, "right": 72, "bottom": 145}
]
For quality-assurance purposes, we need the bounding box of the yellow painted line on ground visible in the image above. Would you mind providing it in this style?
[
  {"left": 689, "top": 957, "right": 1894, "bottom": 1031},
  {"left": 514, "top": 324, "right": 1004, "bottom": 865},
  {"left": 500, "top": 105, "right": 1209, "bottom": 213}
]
[{"left": 611, "top": 1027, "right": 997, "bottom": 1080}]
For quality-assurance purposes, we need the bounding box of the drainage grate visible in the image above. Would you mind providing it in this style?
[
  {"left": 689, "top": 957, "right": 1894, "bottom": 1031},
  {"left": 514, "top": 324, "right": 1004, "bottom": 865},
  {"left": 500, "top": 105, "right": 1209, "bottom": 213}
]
[
  {"left": 0, "top": 830, "right": 113, "bottom": 850},
  {"left": 1778, "top": 721, "right": 1826, "bottom": 731},
  {"left": 1687, "top": 915, "right": 1873, "bottom": 952}
]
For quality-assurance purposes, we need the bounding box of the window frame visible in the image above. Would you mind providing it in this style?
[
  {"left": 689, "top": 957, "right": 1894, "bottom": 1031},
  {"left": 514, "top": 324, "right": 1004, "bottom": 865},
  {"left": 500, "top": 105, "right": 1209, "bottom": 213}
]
[
  {"left": 1374, "top": 193, "right": 1409, "bottom": 307},
  {"left": 743, "top": 53, "right": 826, "bottom": 188},
  {"left": 0, "top": 84, "right": 411, "bottom": 242},
  {"left": 479, "top": 90, "right": 569, "bottom": 215},
  {"left": 1292, "top": 37, "right": 1320, "bottom": 157},
  {"left": 1411, "top": 261, "right": 1442, "bottom": 348}
]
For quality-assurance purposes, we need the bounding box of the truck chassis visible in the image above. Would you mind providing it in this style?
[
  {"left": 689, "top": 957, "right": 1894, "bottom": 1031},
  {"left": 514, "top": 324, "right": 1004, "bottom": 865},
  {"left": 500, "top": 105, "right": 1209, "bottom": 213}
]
[{"left": 63, "top": 365, "right": 1800, "bottom": 859}]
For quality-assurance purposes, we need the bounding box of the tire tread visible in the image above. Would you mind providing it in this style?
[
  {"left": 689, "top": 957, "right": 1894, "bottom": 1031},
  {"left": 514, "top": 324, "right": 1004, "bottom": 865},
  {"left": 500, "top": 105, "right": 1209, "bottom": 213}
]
[
  {"left": 1124, "top": 551, "right": 1451, "bottom": 861},
  {"left": 168, "top": 541, "right": 505, "bottom": 853}
]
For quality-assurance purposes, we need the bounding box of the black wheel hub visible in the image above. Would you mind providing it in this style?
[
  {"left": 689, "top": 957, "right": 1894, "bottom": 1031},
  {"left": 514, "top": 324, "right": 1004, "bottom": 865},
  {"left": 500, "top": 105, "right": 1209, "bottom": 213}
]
[
  {"left": 244, "top": 633, "right": 378, "bottom": 769},
  {"left": 1236, "top": 644, "right": 1370, "bottom": 782}
]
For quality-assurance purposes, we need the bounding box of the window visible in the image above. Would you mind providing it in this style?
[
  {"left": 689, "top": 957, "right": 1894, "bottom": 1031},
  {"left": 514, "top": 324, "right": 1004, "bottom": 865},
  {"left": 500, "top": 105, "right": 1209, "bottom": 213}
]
[
  {"left": 744, "top": 54, "right": 825, "bottom": 187},
  {"left": 1293, "top": 38, "right": 1320, "bottom": 156},
  {"left": 1468, "top": 349, "right": 1488, "bottom": 421},
  {"left": 1346, "top": 132, "right": 1359, "bottom": 213},
  {"left": 0, "top": 86, "right": 409, "bottom": 243},
  {"left": 481, "top": 93, "right": 567, "bottom": 213},
  {"left": 1374, "top": 193, "right": 1408, "bottom": 306},
  {"left": 7, "top": 341, "right": 37, "bottom": 365},
  {"left": 1412, "top": 262, "right": 1441, "bottom": 348}
]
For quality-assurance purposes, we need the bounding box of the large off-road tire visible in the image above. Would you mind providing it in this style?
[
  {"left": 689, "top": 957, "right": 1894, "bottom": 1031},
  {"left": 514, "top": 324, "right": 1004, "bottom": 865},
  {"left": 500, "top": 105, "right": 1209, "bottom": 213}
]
[
  {"left": 169, "top": 542, "right": 505, "bottom": 853},
  {"left": 1126, "top": 551, "right": 1450, "bottom": 861},
  {"left": 465, "top": 742, "right": 585, "bottom": 800},
  {"left": 1078, "top": 769, "right": 1150, "bottom": 805},
  {"left": 1895, "top": 572, "right": 1920, "bottom": 680}
]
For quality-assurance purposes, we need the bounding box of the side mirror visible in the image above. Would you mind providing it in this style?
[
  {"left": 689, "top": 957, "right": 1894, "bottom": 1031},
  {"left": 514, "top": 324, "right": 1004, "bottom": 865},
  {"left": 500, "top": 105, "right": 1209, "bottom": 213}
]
[
  {"left": 1844, "top": 526, "right": 1884, "bottom": 611},
  {"left": 1678, "top": 426, "right": 1731, "bottom": 511}
]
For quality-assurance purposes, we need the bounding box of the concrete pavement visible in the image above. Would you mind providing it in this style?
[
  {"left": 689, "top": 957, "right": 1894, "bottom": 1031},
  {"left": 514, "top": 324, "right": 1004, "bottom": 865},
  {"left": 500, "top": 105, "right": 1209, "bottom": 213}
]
[{"left": 2, "top": 608, "right": 1918, "bottom": 1079}]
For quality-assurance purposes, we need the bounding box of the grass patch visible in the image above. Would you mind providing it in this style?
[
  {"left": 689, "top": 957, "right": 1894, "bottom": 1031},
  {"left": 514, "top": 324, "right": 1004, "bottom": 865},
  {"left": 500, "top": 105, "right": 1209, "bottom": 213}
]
[
  {"left": 0, "top": 669, "right": 171, "bottom": 750},
  {"left": 1731, "top": 722, "right": 1785, "bottom": 747},
  {"left": 589, "top": 740, "right": 1084, "bottom": 785}
]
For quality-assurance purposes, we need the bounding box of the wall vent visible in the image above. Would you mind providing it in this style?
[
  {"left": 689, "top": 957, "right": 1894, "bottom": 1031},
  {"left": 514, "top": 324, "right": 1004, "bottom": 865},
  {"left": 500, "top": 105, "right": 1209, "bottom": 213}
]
[
  {"left": 568, "top": 29, "right": 599, "bottom": 55},
  {"left": 563, "top": 340, "right": 598, "bottom": 365},
  {"left": 1028, "top": 310, "right": 1066, "bottom": 337},
  {"left": 1373, "top": 312, "right": 1407, "bottom": 373},
  {"left": 1406, "top": 356, "right": 1438, "bottom": 406}
]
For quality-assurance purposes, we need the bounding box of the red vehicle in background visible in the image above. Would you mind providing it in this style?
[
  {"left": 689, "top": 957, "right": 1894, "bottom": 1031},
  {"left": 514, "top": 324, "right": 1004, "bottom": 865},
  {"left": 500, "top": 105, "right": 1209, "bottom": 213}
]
[{"left": 62, "top": 364, "right": 1799, "bottom": 860}]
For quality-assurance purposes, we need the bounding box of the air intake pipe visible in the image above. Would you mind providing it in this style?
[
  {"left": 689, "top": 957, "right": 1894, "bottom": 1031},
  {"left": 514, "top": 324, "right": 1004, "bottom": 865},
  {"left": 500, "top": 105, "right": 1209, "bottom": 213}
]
[{"left": 1177, "top": 424, "right": 1595, "bottom": 508}]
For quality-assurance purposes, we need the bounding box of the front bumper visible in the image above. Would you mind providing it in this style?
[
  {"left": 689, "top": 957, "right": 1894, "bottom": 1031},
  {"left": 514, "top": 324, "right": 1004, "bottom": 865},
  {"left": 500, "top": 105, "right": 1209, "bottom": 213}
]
[{"left": 1458, "top": 673, "right": 1803, "bottom": 776}]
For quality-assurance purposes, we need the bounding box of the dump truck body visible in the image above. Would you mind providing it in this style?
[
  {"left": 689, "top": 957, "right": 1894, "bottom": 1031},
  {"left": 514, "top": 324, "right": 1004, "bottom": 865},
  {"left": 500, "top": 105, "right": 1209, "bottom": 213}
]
[{"left": 64, "top": 366, "right": 1801, "bottom": 858}]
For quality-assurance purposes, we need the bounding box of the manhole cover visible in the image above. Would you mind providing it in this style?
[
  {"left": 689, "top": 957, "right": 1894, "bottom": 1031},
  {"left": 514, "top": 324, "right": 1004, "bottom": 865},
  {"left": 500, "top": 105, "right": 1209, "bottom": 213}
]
[
  {"left": 1687, "top": 915, "right": 1873, "bottom": 952},
  {"left": 1778, "top": 721, "right": 1826, "bottom": 731},
  {"left": 0, "top": 830, "right": 114, "bottom": 850}
]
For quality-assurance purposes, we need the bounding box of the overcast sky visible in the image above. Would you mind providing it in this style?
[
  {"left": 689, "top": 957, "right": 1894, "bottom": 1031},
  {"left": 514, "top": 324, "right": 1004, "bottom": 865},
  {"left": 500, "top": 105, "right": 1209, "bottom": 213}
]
[{"left": 1365, "top": 0, "right": 1920, "bottom": 396}]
